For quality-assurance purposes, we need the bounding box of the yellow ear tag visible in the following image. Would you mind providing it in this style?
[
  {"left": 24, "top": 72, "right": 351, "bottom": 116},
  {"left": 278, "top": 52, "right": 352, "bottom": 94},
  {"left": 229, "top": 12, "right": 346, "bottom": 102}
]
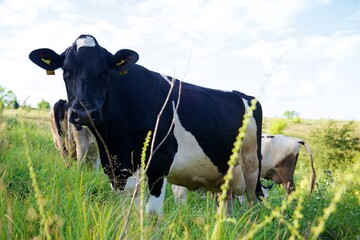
[
  {"left": 41, "top": 58, "right": 52, "bottom": 65},
  {"left": 119, "top": 70, "right": 128, "bottom": 75},
  {"left": 116, "top": 59, "right": 126, "bottom": 66},
  {"left": 46, "top": 70, "right": 55, "bottom": 75}
]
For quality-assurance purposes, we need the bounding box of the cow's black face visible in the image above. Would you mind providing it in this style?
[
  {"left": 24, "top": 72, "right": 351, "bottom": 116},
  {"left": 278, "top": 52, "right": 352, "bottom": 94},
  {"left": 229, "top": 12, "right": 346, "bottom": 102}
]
[
  {"left": 63, "top": 38, "right": 109, "bottom": 127},
  {"left": 29, "top": 34, "right": 139, "bottom": 128}
]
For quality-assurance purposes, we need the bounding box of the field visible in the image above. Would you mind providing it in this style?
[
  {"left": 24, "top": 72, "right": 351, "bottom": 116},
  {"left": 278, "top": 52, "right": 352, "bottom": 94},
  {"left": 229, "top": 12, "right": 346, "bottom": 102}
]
[{"left": 0, "top": 109, "right": 359, "bottom": 239}]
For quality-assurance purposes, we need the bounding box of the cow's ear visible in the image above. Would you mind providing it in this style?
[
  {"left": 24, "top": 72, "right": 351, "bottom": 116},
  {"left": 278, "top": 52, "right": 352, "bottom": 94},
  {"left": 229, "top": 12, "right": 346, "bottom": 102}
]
[
  {"left": 29, "top": 48, "right": 64, "bottom": 75},
  {"left": 112, "top": 49, "right": 139, "bottom": 74}
]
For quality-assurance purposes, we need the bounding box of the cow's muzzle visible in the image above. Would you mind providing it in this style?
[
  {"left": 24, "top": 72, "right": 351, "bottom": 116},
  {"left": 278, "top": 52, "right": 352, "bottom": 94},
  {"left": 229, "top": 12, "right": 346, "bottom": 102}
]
[{"left": 69, "top": 106, "right": 102, "bottom": 126}]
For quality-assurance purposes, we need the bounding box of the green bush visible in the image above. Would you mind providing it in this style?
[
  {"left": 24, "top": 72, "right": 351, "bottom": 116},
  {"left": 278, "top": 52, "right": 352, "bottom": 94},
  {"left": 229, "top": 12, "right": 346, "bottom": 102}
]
[
  {"left": 267, "top": 119, "right": 288, "bottom": 134},
  {"left": 311, "top": 121, "right": 360, "bottom": 170},
  {"left": 37, "top": 100, "right": 51, "bottom": 110}
]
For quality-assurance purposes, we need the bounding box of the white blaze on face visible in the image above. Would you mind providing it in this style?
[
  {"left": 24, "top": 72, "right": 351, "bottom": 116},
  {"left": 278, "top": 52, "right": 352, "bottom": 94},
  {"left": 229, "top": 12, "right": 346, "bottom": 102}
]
[{"left": 76, "top": 36, "right": 96, "bottom": 52}]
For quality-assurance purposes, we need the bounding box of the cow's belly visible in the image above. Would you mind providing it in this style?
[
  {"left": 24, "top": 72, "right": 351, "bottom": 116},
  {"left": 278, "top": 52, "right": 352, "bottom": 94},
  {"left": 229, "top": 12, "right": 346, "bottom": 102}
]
[
  {"left": 168, "top": 150, "right": 222, "bottom": 191},
  {"left": 168, "top": 106, "right": 222, "bottom": 191}
]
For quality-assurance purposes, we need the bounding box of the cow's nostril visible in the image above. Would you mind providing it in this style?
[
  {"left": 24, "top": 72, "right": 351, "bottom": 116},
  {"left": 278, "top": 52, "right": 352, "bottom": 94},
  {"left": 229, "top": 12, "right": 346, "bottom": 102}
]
[{"left": 69, "top": 106, "right": 102, "bottom": 126}]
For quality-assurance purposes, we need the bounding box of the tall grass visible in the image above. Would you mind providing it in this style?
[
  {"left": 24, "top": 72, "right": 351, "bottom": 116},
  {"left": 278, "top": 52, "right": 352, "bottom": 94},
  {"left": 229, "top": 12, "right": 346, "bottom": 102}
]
[
  {"left": 0, "top": 112, "right": 359, "bottom": 239},
  {"left": 211, "top": 98, "right": 258, "bottom": 240}
]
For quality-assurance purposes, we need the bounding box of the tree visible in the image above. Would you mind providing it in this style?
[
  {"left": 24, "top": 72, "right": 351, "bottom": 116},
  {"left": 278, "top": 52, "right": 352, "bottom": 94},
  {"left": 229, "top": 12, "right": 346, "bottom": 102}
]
[
  {"left": 283, "top": 110, "right": 300, "bottom": 119},
  {"left": 0, "top": 86, "right": 19, "bottom": 112},
  {"left": 37, "top": 99, "right": 51, "bottom": 110},
  {"left": 21, "top": 96, "right": 32, "bottom": 110},
  {"left": 283, "top": 110, "right": 301, "bottom": 123},
  {"left": 12, "top": 100, "right": 20, "bottom": 109}
]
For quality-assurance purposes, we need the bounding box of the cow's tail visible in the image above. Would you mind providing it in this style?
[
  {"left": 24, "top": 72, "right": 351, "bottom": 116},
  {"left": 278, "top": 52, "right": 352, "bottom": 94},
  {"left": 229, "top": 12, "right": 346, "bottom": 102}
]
[
  {"left": 299, "top": 141, "right": 316, "bottom": 194},
  {"left": 254, "top": 100, "right": 264, "bottom": 200}
]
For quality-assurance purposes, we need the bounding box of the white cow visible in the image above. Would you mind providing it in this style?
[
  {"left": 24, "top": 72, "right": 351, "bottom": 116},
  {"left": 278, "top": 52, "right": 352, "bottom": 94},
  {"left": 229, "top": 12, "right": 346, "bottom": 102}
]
[
  {"left": 180, "top": 134, "right": 317, "bottom": 204},
  {"left": 261, "top": 134, "right": 316, "bottom": 194}
]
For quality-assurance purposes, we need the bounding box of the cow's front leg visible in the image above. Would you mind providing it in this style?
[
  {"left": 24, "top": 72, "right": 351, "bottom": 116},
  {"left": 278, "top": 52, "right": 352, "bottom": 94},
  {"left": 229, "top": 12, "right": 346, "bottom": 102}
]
[{"left": 146, "top": 177, "right": 167, "bottom": 216}]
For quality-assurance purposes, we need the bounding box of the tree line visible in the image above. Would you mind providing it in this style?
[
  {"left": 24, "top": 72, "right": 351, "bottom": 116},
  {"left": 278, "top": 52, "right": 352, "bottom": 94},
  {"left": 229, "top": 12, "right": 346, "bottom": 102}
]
[{"left": 0, "top": 85, "right": 50, "bottom": 112}]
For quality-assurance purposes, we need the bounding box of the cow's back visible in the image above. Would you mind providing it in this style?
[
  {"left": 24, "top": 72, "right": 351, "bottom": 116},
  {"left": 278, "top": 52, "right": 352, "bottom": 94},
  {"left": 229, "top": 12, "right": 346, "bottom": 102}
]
[{"left": 261, "top": 135, "right": 301, "bottom": 176}]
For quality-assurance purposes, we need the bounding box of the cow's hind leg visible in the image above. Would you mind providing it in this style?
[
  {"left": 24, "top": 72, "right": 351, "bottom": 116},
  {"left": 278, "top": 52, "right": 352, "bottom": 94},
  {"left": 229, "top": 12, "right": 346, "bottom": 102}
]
[
  {"left": 244, "top": 161, "right": 259, "bottom": 203},
  {"left": 240, "top": 116, "right": 262, "bottom": 204}
]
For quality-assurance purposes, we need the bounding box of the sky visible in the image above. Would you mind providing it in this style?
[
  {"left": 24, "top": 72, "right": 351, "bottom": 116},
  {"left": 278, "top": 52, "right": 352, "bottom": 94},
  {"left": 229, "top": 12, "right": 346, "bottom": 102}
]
[{"left": 0, "top": 0, "right": 359, "bottom": 120}]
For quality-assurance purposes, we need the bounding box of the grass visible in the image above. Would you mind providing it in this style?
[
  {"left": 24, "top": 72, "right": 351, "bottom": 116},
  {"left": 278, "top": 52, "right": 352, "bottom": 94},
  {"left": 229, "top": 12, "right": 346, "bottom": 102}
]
[{"left": 0, "top": 110, "right": 359, "bottom": 239}]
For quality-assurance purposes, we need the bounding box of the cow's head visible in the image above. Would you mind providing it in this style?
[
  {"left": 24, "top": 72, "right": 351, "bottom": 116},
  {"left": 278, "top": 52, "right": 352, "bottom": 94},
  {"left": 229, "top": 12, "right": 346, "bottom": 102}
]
[{"left": 29, "top": 34, "right": 139, "bottom": 128}]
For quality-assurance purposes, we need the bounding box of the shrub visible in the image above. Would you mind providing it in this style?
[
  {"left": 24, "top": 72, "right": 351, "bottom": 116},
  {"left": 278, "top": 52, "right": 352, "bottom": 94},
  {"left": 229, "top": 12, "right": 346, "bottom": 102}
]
[
  {"left": 311, "top": 121, "right": 360, "bottom": 170},
  {"left": 267, "top": 119, "right": 288, "bottom": 134},
  {"left": 37, "top": 100, "right": 51, "bottom": 110}
]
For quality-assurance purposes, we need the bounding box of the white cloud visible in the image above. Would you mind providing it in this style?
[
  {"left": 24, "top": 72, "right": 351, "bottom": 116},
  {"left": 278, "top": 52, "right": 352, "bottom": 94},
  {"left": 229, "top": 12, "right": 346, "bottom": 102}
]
[
  {"left": 232, "top": 27, "right": 360, "bottom": 108},
  {"left": 0, "top": 0, "right": 359, "bottom": 120},
  {"left": 348, "top": 8, "right": 360, "bottom": 21},
  {"left": 316, "top": 0, "right": 332, "bottom": 4},
  {"left": 123, "top": 0, "right": 316, "bottom": 45},
  {"left": 90, "top": 0, "right": 116, "bottom": 4},
  {"left": 237, "top": 0, "right": 309, "bottom": 33},
  {"left": 299, "top": 80, "right": 317, "bottom": 97},
  {"left": 0, "top": 0, "right": 73, "bottom": 27}
]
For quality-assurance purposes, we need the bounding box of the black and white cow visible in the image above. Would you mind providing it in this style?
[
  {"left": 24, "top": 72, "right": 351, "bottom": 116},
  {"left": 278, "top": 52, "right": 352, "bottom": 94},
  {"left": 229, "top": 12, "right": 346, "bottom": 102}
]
[
  {"left": 50, "top": 99, "right": 100, "bottom": 170},
  {"left": 29, "top": 34, "right": 263, "bottom": 215},
  {"left": 261, "top": 134, "right": 316, "bottom": 194}
]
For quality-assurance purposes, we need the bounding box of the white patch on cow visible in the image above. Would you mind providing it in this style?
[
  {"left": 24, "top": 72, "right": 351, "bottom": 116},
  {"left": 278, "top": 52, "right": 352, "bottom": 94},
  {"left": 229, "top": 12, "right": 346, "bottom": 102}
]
[
  {"left": 171, "top": 185, "right": 187, "bottom": 202},
  {"left": 93, "top": 157, "right": 101, "bottom": 171},
  {"left": 123, "top": 170, "right": 141, "bottom": 196},
  {"left": 160, "top": 73, "right": 172, "bottom": 85},
  {"left": 241, "top": 99, "right": 258, "bottom": 150},
  {"left": 261, "top": 186, "right": 269, "bottom": 198},
  {"left": 110, "top": 183, "right": 122, "bottom": 193},
  {"left": 146, "top": 178, "right": 167, "bottom": 216},
  {"left": 230, "top": 164, "right": 246, "bottom": 195},
  {"left": 238, "top": 97, "right": 260, "bottom": 202},
  {"left": 76, "top": 36, "right": 96, "bottom": 52},
  {"left": 168, "top": 103, "right": 222, "bottom": 191},
  {"left": 261, "top": 135, "right": 301, "bottom": 176},
  {"left": 242, "top": 98, "right": 250, "bottom": 110}
]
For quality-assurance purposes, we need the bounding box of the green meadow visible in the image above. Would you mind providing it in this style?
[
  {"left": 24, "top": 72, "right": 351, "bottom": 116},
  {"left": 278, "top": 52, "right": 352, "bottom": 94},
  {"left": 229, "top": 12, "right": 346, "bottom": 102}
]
[{"left": 0, "top": 109, "right": 359, "bottom": 239}]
